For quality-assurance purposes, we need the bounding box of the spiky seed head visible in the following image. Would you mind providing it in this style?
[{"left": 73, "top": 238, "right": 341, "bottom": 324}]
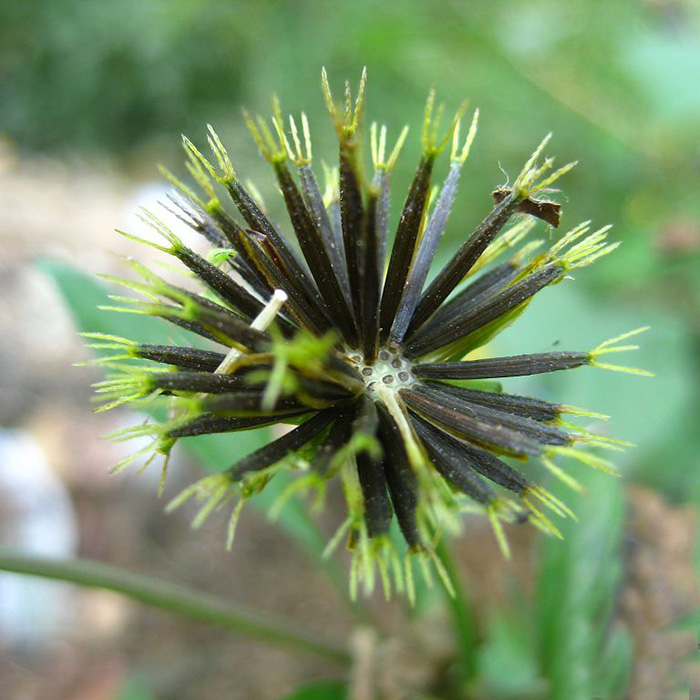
[{"left": 87, "top": 70, "right": 650, "bottom": 600}]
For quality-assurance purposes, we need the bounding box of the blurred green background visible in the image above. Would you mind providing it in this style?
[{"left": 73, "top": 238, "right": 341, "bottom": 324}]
[
  {"left": 3, "top": 0, "right": 699, "bottom": 494},
  {"left": 1, "top": 1, "right": 699, "bottom": 698}
]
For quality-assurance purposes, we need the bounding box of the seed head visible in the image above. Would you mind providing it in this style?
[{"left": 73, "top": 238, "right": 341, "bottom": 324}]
[{"left": 85, "top": 70, "right": 651, "bottom": 600}]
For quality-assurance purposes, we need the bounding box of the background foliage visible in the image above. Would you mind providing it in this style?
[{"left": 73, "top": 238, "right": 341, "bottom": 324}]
[
  {"left": 3, "top": 1, "right": 698, "bottom": 483},
  {"left": 1, "top": 0, "right": 699, "bottom": 698}
]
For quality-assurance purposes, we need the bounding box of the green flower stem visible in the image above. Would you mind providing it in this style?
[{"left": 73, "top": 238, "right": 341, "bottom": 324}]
[
  {"left": 0, "top": 549, "right": 351, "bottom": 666},
  {"left": 436, "top": 541, "right": 478, "bottom": 683}
]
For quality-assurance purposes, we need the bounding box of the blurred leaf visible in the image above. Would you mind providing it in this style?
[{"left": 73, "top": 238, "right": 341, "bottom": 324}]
[
  {"left": 670, "top": 605, "right": 700, "bottom": 632},
  {"left": 115, "top": 675, "right": 156, "bottom": 700},
  {"left": 278, "top": 680, "right": 348, "bottom": 700},
  {"left": 0, "top": 0, "right": 248, "bottom": 153},
  {"left": 595, "top": 627, "right": 634, "bottom": 700},
  {"left": 435, "top": 541, "right": 479, "bottom": 684},
  {"left": 622, "top": 32, "right": 700, "bottom": 122},
  {"left": 35, "top": 257, "right": 186, "bottom": 347},
  {"left": 476, "top": 609, "right": 545, "bottom": 698},
  {"left": 39, "top": 259, "right": 347, "bottom": 592},
  {"left": 491, "top": 281, "right": 695, "bottom": 487},
  {"left": 639, "top": 408, "right": 700, "bottom": 501},
  {"left": 536, "top": 469, "right": 629, "bottom": 700}
]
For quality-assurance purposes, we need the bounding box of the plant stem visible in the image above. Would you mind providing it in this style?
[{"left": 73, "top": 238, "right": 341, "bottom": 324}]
[
  {"left": 0, "top": 549, "right": 351, "bottom": 666},
  {"left": 436, "top": 541, "right": 479, "bottom": 683}
]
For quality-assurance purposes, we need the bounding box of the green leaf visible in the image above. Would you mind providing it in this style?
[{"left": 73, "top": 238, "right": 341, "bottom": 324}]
[
  {"left": 536, "top": 469, "right": 630, "bottom": 700},
  {"left": 278, "top": 680, "right": 348, "bottom": 700},
  {"left": 594, "top": 626, "right": 633, "bottom": 700},
  {"left": 39, "top": 259, "right": 347, "bottom": 595},
  {"left": 491, "top": 282, "right": 695, "bottom": 485},
  {"left": 36, "top": 257, "right": 190, "bottom": 348},
  {"left": 476, "top": 609, "right": 546, "bottom": 699},
  {"left": 115, "top": 675, "right": 156, "bottom": 700},
  {"left": 623, "top": 33, "right": 700, "bottom": 121},
  {"left": 435, "top": 541, "right": 479, "bottom": 684}
]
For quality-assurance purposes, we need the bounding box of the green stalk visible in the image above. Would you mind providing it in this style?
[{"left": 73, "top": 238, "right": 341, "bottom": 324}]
[
  {"left": 436, "top": 541, "right": 479, "bottom": 683},
  {"left": 0, "top": 549, "right": 351, "bottom": 666}
]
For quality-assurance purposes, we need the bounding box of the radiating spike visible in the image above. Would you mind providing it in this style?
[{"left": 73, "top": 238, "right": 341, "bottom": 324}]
[
  {"left": 413, "top": 382, "right": 570, "bottom": 446},
  {"left": 225, "top": 409, "right": 338, "bottom": 480},
  {"left": 405, "top": 264, "right": 563, "bottom": 358},
  {"left": 379, "top": 152, "right": 436, "bottom": 342},
  {"left": 414, "top": 262, "right": 519, "bottom": 338},
  {"left": 197, "top": 390, "right": 308, "bottom": 418},
  {"left": 470, "top": 218, "right": 537, "bottom": 276},
  {"left": 376, "top": 403, "right": 422, "bottom": 548},
  {"left": 359, "top": 189, "right": 381, "bottom": 362},
  {"left": 148, "top": 370, "right": 260, "bottom": 394},
  {"left": 187, "top": 303, "right": 272, "bottom": 353},
  {"left": 310, "top": 407, "right": 354, "bottom": 475},
  {"left": 168, "top": 234, "right": 266, "bottom": 321},
  {"left": 356, "top": 450, "right": 393, "bottom": 538},
  {"left": 400, "top": 386, "right": 542, "bottom": 458},
  {"left": 371, "top": 123, "right": 409, "bottom": 278},
  {"left": 224, "top": 175, "right": 314, "bottom": 287},
  {"left": 414, "top": 350, "right": 590, "bottom": 380},
  {"left": 241, "top": 231, "right": 334, "bottom": 336},
  {"left": 215, "top": 289, "right": 289, "bottom": 375},
  {"left": 296, "top": 160, "right": 352, "bottom": 304},
  {"left": 418, "top": 382, "right": 562, "bottom": 422},
  {"left": 166, "top": 413, "right": 299, "bottom": 439},
  {"left": 271, "top": 159, "right": 359, "bottom": 346},
  {"left": 406, "top": 194, "right": 521, "bottom": 336},
  {"left": 408, "top": 135, "right": 576, "bottom": 337},
  {"left": 390, "top": 111, "right": 478, "bottom": 343},
  {"left": 412, "top": 414, "right": 496, "bottom": 504},
  {"left": 322, "top": 72, "right": 366, "bottom": 315}
]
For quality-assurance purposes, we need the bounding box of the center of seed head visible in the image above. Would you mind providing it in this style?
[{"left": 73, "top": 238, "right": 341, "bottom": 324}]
[{"left": 347, "top": 348, "right": 415, "bottom": 396}]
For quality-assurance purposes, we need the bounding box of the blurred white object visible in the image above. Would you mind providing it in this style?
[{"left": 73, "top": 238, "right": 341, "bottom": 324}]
[
  {"left": 0, "top": 429, "right": 78, "bottom": 650},
  {"left": 123, "top": 181, "right": 203, "bottom": 249}
]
